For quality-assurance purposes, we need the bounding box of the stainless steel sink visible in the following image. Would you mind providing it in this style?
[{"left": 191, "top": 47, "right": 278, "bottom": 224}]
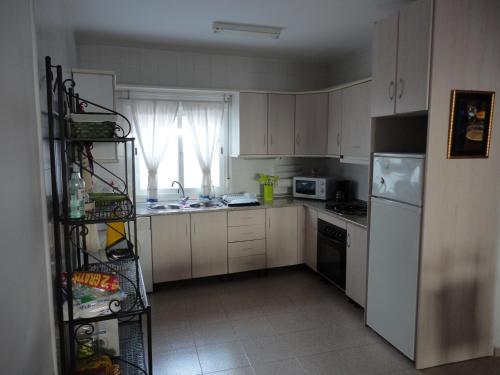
[{"left": 147, "top": 200, "right": 223, "bottom": 211}]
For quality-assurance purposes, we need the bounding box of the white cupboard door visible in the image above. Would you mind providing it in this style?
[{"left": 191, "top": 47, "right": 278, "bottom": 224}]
[
  {"left": 151, "top": 214, "right": 191, "bottom": 283},
  {"left": 341, "top": 82, "right": 371, "bottom": 159},
  {"left": 304, "top": 208, "right": 318, "bottom": 271},
  {"left": 346, "top": 223, "right": 368, "bottom": 308},
  {"left": 371, "top": 13, "right": 398, "bottom": 117},
  {"left": 239, "top": 92, "right": 268, "bottom": 155},
  {"left": 268, "top": 94, "right": 295, "bottom": 155},
  {"left": 191, "top": 212, "right": 228, "bottom": 278},
  {"left": 395, "top": 0, "right": 432, "bottom": 114},
  {"left": 327, "top": 91, "right": 342, "bottom": 156},
  {"left": 266, "top": 207, "right": 298, "bottom": 268},
  {"left": 295, "top": 93, "right": 328, "bottom": 155}
]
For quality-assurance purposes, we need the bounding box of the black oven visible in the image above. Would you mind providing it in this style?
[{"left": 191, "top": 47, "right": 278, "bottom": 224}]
[{"left": 317, "top": 219, "right": 346, "bottom": 290}]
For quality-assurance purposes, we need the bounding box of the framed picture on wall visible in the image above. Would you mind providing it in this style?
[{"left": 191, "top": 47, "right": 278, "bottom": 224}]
[{"left": 447, "top": 90, "right": 495, "bottom": 159}]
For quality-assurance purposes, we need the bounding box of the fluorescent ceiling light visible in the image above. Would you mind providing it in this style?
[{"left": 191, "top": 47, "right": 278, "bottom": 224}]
[{"left": 213, "top": 22, "right": 282, "bottom": 39}]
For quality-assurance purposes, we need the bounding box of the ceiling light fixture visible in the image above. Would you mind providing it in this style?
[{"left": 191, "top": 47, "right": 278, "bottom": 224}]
[{"left": 212, "top": 22, "right": 282, "bottom": 39}]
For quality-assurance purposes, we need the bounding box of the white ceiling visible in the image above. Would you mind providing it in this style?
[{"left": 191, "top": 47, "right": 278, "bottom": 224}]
[{"left": 68, "top": 0, "right": 413, "bottom": 62}]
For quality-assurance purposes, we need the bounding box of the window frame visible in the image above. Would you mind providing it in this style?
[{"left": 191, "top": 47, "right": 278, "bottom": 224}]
[{"left": 131, "top": 96, "right": 229, "bottom": 202}]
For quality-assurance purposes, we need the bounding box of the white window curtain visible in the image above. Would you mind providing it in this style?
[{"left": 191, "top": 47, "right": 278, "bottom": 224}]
[
  {"left": 182, "top": 101, "right": 225, "bottom": 197},
  {"left": 127, "top": 99, "right": 179, "bottom": 201}
]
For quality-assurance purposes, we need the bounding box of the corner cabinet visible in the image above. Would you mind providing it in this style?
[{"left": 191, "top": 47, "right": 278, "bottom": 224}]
[
  {"left": 371, "top": 0, "right": 432, "bottom": 116},
  {"left": 295, "top": 93, "right": 328, "bottom": 155},
  {"left": 304, "top": 207, "right": 318, "bottom": 271},
  {"left": 268, "top": 94, "right": 295, "bottom": 155},
  {"left": 266, "top": 207, "right": 299, "bottom": 267},
  {"left": 191, "top": 211, "right": 228, "bottom": 278}
]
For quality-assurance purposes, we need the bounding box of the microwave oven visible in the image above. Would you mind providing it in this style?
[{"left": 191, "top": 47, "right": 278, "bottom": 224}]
[{"left": 293, "top": 177, "right": 335, "bottom": 200}]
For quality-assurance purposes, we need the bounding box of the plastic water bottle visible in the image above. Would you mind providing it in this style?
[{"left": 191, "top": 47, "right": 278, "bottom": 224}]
[{"left": 69, "top": 166, "right": 85, "bottom": 219}]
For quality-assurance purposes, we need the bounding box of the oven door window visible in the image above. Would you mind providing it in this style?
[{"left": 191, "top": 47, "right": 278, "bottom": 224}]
[
  {"left": 295, "top": 180, "right": 316, "bottom": 195},
  {"left": 317, "top": 232, "right": 346, "bottom": 290}
]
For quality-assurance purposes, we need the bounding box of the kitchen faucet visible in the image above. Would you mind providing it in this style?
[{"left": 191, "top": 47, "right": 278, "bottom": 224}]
[{"left": 171, "top": 180, "right": 189, "bottom": 204}]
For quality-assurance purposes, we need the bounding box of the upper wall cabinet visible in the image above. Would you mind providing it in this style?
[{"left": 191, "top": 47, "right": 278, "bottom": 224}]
[
  {"left": 268, "top": 94, "right": 295, "bottom": 155},
  {"left": 295, "top": 93, "right": 328, "bottom": 155},
  {"left": 371, "top": 0, "right": 432, "bottom": 117},
  {"left": 239, "top": 92, "right": 268, "bottom": 155},
  {"left": 341, "top": 82, "right": 371, "bottom": 159},
  {"left": 235, "top": 92, "right": 295, "bottom": 156},
  {"left": 327, "top": 90, "right": 342, "bottom": 156}
]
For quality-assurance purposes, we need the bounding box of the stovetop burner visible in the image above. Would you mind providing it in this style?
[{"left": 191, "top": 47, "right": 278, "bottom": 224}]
[{"left": 325, "top": 200, "right": 368, "bottom": 216}]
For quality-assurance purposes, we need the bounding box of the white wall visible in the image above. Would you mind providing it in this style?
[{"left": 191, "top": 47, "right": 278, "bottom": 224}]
[
  {"left": 327, "top": 46, "right": 372, "bottom": 86},
  {"left": 0, "top": 0, "right": 74, "bottom": 373},
  {"left": 78, "top": 44, "right": 329, "bottom": 91},
  {"left": 494, "top": 201, "right": 500, "bottom": 350},
  {"left": 325, "top": 159, "right": 369, "bottom": 201}
]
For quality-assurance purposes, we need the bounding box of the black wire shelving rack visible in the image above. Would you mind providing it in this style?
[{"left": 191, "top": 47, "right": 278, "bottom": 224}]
[{"left": 45, "top": 56, "right": 152, "bottom": 374}]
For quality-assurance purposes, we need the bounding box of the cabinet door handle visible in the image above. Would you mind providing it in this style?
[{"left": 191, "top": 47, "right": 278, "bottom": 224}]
[
  {"left": 347, "top": 233, "right": 351, "bottom": 248},
  {"left": 296, "top": 134, "right": 300, "bottom": 146},
  {"left": 264, "top": 135, "right": 266, "bottom": 145},
  {"left": 270, "top": 135, "right": 273, "bottom": 145},
  {"left": 388, "top": 81, "right": 395, "bottom": 100},
  {"left": 337, "top": 132, "right": 340, "bottom": 147},
  {"left": 398, "top": 78, "right": 405, "bottom": 99},
  {"left": 268, "top": 217, "right": 271, "bottom": 229},
  {"left": 193, "top": 223, "right": 196, "bottom": 236}
]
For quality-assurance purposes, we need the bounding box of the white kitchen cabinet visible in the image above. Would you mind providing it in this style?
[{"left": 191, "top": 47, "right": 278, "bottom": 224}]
[
  {"left": 395, "top": 0, "right": 432, "bottom": 114},
  {"left": 304, "top": 207, "right": 318, "bottom": 271},
  {"left": 295, "top": 93, "right": 328, "bottom": 155},
  {"left": 327, "top": 90, "right": 342, "bottom": 156},
  {"left": 371, "top": 13, "right": 398, "bottom": 117},
  {"left": 341, "top": 82, "right": 371, "bottom": 159},
  {"left": 191, "top": 211, "right": 228, "bottom": 278},
  {"left": 151, "top": 214, "right": 191, "bottom": 283},
  {"left": 346, "top": 223, "right": 368, "bottom": 308},
  {"left": 268, "top": 94, "right": 295, "bottom": 155},
  {"left": 371, "top": 0, "right": 432, "bottom": 116},
  {"left": 239, "top": 92, "right": 268, "bottom": 155},
  {"left": 71, "top": 69, "right": 117, "bottom": 161},
  {"left": 266, "top": 207, "right": 299, "bottom": 268}
]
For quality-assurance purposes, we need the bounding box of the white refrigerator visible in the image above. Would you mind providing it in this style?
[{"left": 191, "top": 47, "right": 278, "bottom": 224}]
[{"left": 366, "top": 153, "right": 425, "bottom": 360}]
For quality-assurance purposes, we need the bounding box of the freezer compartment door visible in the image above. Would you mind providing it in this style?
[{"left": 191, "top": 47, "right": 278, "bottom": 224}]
[
  {"left": 372, "top": 154, "right": 424, "bottom": 206},
  {"left": 366, "top": 197, "right": 421, "bottom": 360}
]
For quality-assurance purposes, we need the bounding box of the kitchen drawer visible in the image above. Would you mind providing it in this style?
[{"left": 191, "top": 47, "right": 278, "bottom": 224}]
[
  {"left": 228, "top": 239, "right": 266, "bottom": 258},
  {"left": 228, "top": 209, "right": 265, "bottom": 227},
  {"left": 228, "top": 224, "right": 265, "bottom": 242},
  {"left": 229, "top": 254, "right": 266, "bottom": 273}
]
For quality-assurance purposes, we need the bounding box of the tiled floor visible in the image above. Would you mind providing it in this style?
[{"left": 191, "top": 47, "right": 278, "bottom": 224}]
[{"left": 150, "top": 267, "right": 500, "bottom": 375}]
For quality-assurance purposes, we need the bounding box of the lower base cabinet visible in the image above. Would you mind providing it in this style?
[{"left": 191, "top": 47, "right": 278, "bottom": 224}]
[
  {"left": 346, "top": 223, "right": 368, "bottom": 307},
  {"left": 191, "top": 211, "right": 228, "bottom": 278},
  {"left": 304, "top": 207, "right": 318, "bottom": 271},
  {"left": 151, "top": 214, "right": 191, "bottom": 283},
  {"left": 266, "top": 206, "right": 299, "bottom": 268}
]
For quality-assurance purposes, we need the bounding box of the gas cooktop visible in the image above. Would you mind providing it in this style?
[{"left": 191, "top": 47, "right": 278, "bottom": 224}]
[{"left": 325, "top": 201, "right": 368, "bottom": 217}]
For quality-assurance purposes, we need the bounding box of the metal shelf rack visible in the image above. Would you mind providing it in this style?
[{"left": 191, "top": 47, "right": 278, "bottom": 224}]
[{"left": 45, "top": 56, "right": 152, "bottom": 374}]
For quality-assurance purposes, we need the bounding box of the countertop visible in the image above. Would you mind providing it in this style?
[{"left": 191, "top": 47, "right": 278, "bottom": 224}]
[{"left": 136, "top": 197, "right": 367, "bottom": 229}]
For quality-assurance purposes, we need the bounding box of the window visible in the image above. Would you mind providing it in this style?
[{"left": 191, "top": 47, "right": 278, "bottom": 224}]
[{"left": 133, "top": 100, "right": 227, "bottom": 200}]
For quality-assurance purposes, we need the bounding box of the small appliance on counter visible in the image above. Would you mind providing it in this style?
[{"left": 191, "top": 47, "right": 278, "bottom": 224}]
[
  {"left": 333, "top": 180, "right": 350, "bottom": 202},
  {"left": 292, "top": 176, "right": 335, "bottom": 200},
  {"left": 222, "top": 193, "right": 260, "bottom": 207}
]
